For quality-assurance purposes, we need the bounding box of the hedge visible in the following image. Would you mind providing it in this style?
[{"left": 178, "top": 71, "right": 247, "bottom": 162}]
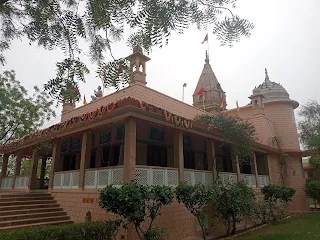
[
  {"left": 261, "top": 184, "right": 296, "bottom": 203},
  {"left": 0, "top": 220, "right": 120, "bottom": 240}
]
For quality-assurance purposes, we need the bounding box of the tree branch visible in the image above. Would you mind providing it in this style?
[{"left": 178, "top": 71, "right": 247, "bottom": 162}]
[{"left": 198, "top": 0, "right": 235, "bottom": 17}]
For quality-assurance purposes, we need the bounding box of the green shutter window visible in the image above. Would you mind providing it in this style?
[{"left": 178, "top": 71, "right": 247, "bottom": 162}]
[
  {"left": 183, "top": 135, "right": 192, "bottom": 148},
  {"left": 116, "top": 125, "right": 125, "bottom": 141},
  {"left": 69, "top": 137, "right": 82, "bottom": 152},
  {"left": 61, "top": 139, "right": 69, "bottom": 153},
  {"left": 100, "top": 129, "right": 111, "bottom": 145},
  {"left": 149, "top": 126, "right": 165, "bottom": 143}
]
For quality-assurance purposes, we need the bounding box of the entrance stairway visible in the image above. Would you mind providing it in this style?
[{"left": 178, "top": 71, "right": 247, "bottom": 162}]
[{"left": 0, "top": 192, "right": 72, "bottom": 232}]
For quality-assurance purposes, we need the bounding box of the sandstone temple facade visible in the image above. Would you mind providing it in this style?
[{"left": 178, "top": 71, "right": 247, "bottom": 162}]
[{"left": 0, "top": 47, "right": 309, "bottom": 238}]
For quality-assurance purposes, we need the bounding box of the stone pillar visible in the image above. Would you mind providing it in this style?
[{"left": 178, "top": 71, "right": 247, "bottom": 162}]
[
  {"left": 49, "top": 140, "right": 61, "bottom": 190},
  {"left": 207, "top": 139, "right": 217, "bottom": 183},
  {"left": 12, "top": 153, "right": 23, "bottom": 189},
  {"left": 123, "top": 118, "right": 137, "bottom": 183},
  {"left": 174, "top": 130, "right": 184, "bottom": 182},
  {"left": 0, "top": 154, "right": 10, "bottom": 187},
  {"left": 236, "top": 156, "right": 241, "bottom": 181},
  {"left": 29, "top": 149, "right": 39, "bottom": 190},
  {"left": 79, "top": 132, "right": 92, "bottom": 189},
  {"left": 40, "top": 156, "right": 47, "bottom": 189},
  {"left": 252, "top": 153, "right": 259, "bottom": 188}
]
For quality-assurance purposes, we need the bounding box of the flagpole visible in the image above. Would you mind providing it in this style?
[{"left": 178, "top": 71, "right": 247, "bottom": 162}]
[{"left": 207, "top": 37, "right": 210, "bottom": 59}]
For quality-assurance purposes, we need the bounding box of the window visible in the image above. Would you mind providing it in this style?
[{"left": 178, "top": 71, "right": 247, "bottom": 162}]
[
  {"left": 183, "top": 135, "right": 192, "bottom": 148},
  {"left": 116, "top": 125, "right": 125, "bottom": 141},
  {"left": 61, "top": 140, "right": 69, "bottom": 153},
  {"left": 100, "top": 129, "right": 111, "bottom": 145},
  {"left": 147, "top": 145, "right": 167, "bottom": 167},
  {"left": 149, "top": 126, "right": 165, "bottom": 143},
  {"left": 184, "top": 149, "right": 195, "bottom": 169},
  {"left": 69, "top": 137, "right": 82, "bottom": 152}
]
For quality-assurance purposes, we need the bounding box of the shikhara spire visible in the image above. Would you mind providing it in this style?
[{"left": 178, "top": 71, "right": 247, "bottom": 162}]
[
  {"left": 265, "top": 68, "right": 270, "bottom": 83},
  {"left": 193, "top": 51, "right": 226, "bottom": 112}
]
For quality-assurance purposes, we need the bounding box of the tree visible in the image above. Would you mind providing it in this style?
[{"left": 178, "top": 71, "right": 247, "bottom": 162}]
[
  {"left": 0, "top": 70, "right": 56, "bottom": 146},
  {"left": 176, "top": 183, "right": 215, "bottom": 240},
  {"left": 196, "top": 113, "right": 257, "bottom": 167},
  {"left": 213, "top": 181, "right": 254, "bottom": 236},
  {"left": 299, "top": 100, "right": 320, "bottom": 170},
  {"left": 305, "top": 180, "right": 320, "bottom": 209},
  {"left": 99, "top": 181, "right": 174, "bottom": 240},
  {"left": 0, "top": 0, "right": 254, "bottom": 103}
]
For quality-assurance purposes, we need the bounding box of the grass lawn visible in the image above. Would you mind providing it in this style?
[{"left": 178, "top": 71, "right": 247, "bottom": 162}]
[{"left": 236, "top": 213, "right": 320, "bottom": 240}]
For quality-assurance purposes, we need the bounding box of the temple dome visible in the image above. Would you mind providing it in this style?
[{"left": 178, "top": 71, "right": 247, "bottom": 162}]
[
  {"left": 252, "top": 68, "right": 298, "bottom": 109},
  {"left": 255, "top": 68, "right": 289, "bottom": 100}
]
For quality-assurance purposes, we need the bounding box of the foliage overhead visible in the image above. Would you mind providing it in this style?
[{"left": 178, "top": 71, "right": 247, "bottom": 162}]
[
  {"left": 0, "top": 0, "right": 254, "bottom": 103},
  {"left": 176, "top": 182, "right": 215, "bottom": 239},
  {"left": 299, "top": 100, "right": 320, "bottom": 170},
  {"left": 196, "top": 114, "right": 257, "bottom": 161},
  {"left": 0, "top": 220, "right": 120, "bottom": 240},
  {"left": 0, "top": 70, "right": 56, "bottom": 146},
  {"left": 261, "top": 184, "right": 296, "bottom": 204},
  {"left": 99, "top": 181, "right": 174, "bottom": 239}
]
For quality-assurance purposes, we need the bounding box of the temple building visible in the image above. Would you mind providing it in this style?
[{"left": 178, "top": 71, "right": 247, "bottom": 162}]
[{"left": 0, "top": 47, "right": 309, "bottom": 238}]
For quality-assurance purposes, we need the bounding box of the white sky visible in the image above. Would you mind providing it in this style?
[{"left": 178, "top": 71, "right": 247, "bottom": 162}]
[{"left": 1, "top": 0, "right": 319, "bottom": 127}]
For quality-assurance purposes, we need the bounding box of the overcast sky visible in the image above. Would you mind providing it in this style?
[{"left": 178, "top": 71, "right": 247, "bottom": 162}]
[{"left": 1, "top": 0, "right": 319, "bottom": 127}]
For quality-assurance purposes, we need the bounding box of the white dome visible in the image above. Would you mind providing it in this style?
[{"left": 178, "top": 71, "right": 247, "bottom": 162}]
[{"left": 254, "top": 68, "right": 290, "bottom": 101}]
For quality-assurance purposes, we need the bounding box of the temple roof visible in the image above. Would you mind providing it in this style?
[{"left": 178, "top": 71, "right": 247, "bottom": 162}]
[
  {"left": 193, "top": 51, "right": 226, "bottom": 112},
  {"left": 254, "top": 68, "right": 290, "bottom": 101}
]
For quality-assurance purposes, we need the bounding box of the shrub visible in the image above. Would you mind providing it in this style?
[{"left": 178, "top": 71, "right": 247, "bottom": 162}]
[
  {"left": 0, "top": 220, "right": 120, "bottom": 240},
  {"left": 176, "top": 183, "right": 216, "bottom": 240},
  {"left": 213, "top": 181, "right": 255, "bottom": 236},
  {"left": 306, "top": 180, "right": 320, "bottom": 208},
  {"left": 252, "top": 198, "right": 288, "bottom": 224},
  {"left": 261, "top": 184, "right": 296, "bottom": 203},
  {"left": 99, "top": 181, "right": 174, "bottom": 240}
]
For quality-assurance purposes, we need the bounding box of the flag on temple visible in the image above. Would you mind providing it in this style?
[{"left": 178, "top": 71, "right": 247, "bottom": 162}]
[
  {"left": 195, "top": 88, "right": 204, "bottom": 96},
  {"left": 236, "top": 100, "right": 240, "bottom": 113},
  {"left": 219, "top": 98, "right": 225, "bottom": 110},
  {"left": 201, "top": 34, "right": 208, "bottom": 44},
  {"left": 83, "top": 95, "right": 87, "bottom": 105}
]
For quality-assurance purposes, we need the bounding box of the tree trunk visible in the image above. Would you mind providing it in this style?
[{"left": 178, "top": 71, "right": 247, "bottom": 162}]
[{"left": 231, "top": 214, "right": 237, "bottom": 235}]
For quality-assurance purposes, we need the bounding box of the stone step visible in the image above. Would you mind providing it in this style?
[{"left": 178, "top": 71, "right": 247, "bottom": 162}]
[
  {"left": 0, "top": 215, "right": 70, "bottom": 228},
  {"left": 0, "top": 207, "right": 63, "bottom": 216},
  {"left": 0, "top": 196, "right": 54, "bottom": 203},
  {"left": 0, "top": 199, "right": 56, "bottom": 207},
  {"left": 0, "top": 193, "right": 51, "bottom": 198},
  {"left": 0, "top": 203, "right": 60, "bottom": 212},
  {"left": 0, "top": 219, "right": 73, "bottom": 232},
  {"left": 0, "top": 211, "right": 67, "bottom": 222}
]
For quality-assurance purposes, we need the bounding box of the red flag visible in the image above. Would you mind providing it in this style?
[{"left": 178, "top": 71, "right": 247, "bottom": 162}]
[
  {"left": 201, "top": 34, "right": 208, "bottom": 44},
  {"left": 196, "top": 88, "right": 204, "bottom": 96}
]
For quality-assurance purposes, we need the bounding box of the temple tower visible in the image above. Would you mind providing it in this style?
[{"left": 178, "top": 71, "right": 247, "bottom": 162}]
[{"left": 193, "top": 51, "right": 226, "bottom": 113}]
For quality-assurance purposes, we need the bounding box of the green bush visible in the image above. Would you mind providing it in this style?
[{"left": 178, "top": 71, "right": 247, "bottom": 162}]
[
  {"left": 306, "top": 180, "right": 320, "bottom": 205},
  {"left": 99, "top": 181, "right": 174, "bottom": 240},
  {"left": 261, "top": 184, "right": 296, "bottom": 203},
  {"left": 0, "top": 220, "right": 120, "bottom": 240},
  {"left": 214, "top": 181, "right": 255, "bottom": 236},
  {"left": 252, "top": 198, "right": 288, "bottom": 224},
  {"left": 176, "top": 182, "right": 216, "bottom": 240}
]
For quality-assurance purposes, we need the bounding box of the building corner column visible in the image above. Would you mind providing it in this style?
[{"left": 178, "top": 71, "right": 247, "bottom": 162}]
[
  {"left": 12, "top": 153, "right": 23, "bottom": 189},
  {"left": 0, "top": 154, "right": 10, "bottom": 187},
  {"left": 207, "top": 139, "right": 217, "bottom": 183},
  {"left": 49, "top": 140, "right": 61, "bottom": 190},
  {"left": 252, "top": 152, "right": 259, "bottom": 188},
  {"left": 123, "top": 118, "right": 137, "bottom": 183},
  {"left": 79, "top": 132, "right": 92, "bottom": 189},
  {"left": 28, "top": 149, "right": 39, "bottom": 190},
  {"left": 174, "top": 130, "right": 184, "bottom": 182}
]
